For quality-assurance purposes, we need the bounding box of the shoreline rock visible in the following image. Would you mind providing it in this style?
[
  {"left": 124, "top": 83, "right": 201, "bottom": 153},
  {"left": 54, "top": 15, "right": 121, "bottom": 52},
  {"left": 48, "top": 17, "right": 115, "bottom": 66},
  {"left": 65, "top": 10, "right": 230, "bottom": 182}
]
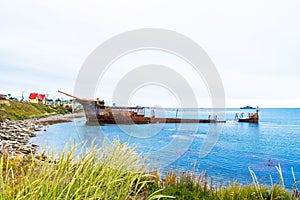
[
  {"left": 0, "top": 119, "right": 43, "bottom": 157},
  {"left": 0, "top": 112, "right": 85, "bottom": 158}
]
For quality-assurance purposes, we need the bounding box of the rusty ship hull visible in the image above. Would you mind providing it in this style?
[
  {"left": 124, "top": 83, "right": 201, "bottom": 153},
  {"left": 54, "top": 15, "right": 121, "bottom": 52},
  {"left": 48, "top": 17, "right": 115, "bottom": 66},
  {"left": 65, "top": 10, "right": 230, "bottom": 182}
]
[{"left": 78, "top": 99, "right": 225, "bottom": 125}]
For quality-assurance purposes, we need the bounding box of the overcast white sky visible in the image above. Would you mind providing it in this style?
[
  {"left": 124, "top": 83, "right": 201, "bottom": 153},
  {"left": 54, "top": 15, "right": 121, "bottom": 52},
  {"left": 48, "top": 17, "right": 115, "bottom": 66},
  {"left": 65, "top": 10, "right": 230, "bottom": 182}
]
[{"left": 0, "top": 0, "right": 299, "bottom": 108}]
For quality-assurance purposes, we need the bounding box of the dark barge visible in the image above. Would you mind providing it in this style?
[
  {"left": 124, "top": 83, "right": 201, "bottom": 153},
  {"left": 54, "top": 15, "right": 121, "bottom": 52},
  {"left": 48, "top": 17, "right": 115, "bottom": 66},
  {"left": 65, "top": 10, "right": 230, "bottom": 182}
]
[{"left": 58, "top": 90, "right": 226, "bottom": 125}]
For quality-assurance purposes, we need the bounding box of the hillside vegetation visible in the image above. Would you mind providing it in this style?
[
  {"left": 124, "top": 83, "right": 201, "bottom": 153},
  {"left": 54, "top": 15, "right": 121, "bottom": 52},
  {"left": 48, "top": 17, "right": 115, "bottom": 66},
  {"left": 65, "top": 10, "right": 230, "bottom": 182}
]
[{"left": 0, "top": 100, "right": 72, "bottom": 121}]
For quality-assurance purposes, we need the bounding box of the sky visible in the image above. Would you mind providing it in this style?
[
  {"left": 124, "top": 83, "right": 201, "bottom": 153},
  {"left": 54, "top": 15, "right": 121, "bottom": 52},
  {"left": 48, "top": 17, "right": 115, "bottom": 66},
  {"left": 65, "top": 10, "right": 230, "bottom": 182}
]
[{"left": 0, "top": 0, "right": 299, "bottom": 108}]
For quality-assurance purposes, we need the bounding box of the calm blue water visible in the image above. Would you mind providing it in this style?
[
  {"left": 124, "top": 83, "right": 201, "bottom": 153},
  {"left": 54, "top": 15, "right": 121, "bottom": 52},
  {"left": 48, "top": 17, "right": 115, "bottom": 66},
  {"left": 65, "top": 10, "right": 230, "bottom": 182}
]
[{"left": 30, "top": 108, "right": 300, "bottom": 188}]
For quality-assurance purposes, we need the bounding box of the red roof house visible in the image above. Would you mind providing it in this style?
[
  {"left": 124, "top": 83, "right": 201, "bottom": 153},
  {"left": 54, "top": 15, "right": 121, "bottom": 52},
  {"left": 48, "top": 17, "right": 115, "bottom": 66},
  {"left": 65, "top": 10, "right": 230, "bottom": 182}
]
[
  {"left": 29, "top": 93, "right": 46, "bottom": 104},
  {"left": 38, "top": 94, "right": 45, "bottom": 101},
  {"left": 29, "top": 93, "right": 38, "bottom": 100}
]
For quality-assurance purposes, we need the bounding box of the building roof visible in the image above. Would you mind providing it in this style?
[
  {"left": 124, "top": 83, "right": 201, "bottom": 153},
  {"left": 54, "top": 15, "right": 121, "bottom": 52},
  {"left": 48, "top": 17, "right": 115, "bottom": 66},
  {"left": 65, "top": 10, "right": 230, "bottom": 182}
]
[
  {"left": 29, "top": 93, "right": 38, "bottom": 99},
  {"left": 29, "top": 93, "right": 46, "bottom": 100},
  {"left": 38, "top": 94, "right": 45, "bottom": 100},
  {"left": 0, "top": 94, "right": 7, "bottom": 99}
]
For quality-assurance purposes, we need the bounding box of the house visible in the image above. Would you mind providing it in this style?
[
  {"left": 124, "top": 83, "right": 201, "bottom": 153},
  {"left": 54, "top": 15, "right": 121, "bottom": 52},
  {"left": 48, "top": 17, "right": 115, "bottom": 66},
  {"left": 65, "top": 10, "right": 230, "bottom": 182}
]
[
  {"left": 55, "top": 98, "right": 62, "bottom": 105},
  {"left": 28, "top": 93, "right": 46, "bottom": 104},
  {"left": 46, "top": 99, "right": 54, "bottom": 105},
  {"left": 0, "top": 94, "right": 7, "bottom": 99},
  {"left": 0, "top": 94, "right": 9, "bottom": 105}
]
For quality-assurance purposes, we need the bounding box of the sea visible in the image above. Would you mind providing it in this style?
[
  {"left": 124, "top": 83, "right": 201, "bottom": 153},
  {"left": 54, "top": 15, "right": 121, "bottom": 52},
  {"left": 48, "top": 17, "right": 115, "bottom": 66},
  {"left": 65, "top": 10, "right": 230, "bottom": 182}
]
[{"left": 30, "top": 108, "right": 300, "bottom": 188}]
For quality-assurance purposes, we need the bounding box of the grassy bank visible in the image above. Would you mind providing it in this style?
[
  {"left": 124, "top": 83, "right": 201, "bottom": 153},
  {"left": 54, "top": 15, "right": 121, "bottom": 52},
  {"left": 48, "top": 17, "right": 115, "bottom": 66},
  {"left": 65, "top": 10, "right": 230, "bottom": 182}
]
[
  {"left": 0, "top": 100, "right": 72, "bottom": 121},
  {"left": 1, "top": 139, "right": 299, "bottom": 199},
  {"left": 0, "top": 140, "right": 168, "bottom": 200},
  {"left": 154, "top": 170, "right": 297, "bottom": 199}
]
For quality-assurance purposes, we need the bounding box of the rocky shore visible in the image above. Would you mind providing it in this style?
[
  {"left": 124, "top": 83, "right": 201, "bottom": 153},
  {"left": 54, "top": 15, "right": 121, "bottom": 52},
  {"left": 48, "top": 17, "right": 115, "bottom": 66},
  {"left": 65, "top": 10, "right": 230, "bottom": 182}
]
[
  {"left": 0, "top": 119, "right": 42, "bottom": 157},
  {"left": 0, "top": 112, "right": 85, "bottom": 158}
]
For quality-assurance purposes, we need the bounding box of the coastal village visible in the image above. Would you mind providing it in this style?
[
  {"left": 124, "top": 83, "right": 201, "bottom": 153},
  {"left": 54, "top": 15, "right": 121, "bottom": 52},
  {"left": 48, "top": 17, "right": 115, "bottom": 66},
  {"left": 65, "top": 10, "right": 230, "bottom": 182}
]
[
  {"left": 0, "top": 91, "right": 80, "bottom": 158},
  {"left": 0, "top": 92, "right": 74, "bottom": 108}
]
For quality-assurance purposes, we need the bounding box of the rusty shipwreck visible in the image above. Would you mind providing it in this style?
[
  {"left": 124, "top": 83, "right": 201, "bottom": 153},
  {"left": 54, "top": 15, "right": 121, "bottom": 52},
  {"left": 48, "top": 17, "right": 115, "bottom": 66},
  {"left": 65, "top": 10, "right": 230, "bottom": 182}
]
[{"left": 58, "top": 90, "right": 226, "bottom": 125}]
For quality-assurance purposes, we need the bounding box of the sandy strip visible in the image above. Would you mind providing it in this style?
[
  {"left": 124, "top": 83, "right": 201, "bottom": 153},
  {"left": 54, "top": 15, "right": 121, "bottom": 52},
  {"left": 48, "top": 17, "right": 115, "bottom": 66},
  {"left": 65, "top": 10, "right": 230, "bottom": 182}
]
[{"left": 25, "top": 111, "right": 85, "bottom": 125}]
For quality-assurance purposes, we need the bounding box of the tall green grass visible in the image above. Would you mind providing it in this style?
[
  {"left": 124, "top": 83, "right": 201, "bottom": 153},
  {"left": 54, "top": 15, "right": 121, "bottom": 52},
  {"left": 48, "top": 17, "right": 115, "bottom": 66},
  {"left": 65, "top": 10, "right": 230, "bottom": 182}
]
[
  {"left": 0, "top": 139, "right": 169, "bottom": 200},
  {"left": 155, "top": 166, "right": 298, "bottom": 199},
  {"left": 1, "top": 138, "right": 299, "bottom": 199}
]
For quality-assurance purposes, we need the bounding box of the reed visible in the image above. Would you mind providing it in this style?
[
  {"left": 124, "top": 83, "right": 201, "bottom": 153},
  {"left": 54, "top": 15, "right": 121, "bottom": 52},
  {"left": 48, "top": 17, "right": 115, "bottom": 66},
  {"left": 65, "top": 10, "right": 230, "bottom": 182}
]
[
  {"left": 0, "top": 139, "right": 167, "bottom": 200},
  {"left": 156, "top": 167, "right": 297, "bottom": 199},
  {"left": 1, "top": 139, "right": 299, "bottom": 199}
]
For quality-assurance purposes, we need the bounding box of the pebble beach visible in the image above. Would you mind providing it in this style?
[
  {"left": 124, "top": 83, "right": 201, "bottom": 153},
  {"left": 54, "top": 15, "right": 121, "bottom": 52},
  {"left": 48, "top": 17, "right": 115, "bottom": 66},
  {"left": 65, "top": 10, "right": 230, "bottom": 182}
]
[{"left": 0, "top": 112, "right": 85, "bottom": 157}]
